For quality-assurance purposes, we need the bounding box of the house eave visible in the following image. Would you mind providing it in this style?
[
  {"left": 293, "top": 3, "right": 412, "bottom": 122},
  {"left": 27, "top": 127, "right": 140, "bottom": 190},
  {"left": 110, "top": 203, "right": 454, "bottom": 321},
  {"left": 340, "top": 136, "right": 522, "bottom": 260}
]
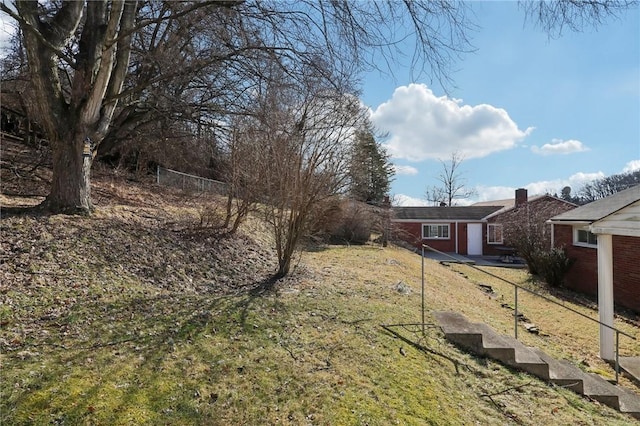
[
  {"left": 547, "top": 220, "right": 593, "bottom": 226},
  {"left": 590, "top": 226, "right": 640, "bottom": 237},
  {"left": 391, "top": 218, "right": 488, "bottom": 223}
]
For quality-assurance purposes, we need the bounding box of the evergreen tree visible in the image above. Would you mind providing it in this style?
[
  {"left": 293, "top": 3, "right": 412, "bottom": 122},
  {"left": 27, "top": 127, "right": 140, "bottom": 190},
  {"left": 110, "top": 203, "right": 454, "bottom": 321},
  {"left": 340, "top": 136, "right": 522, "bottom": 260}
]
[{"left": 349, "top": 126, "right": 394, "bottom": 204}]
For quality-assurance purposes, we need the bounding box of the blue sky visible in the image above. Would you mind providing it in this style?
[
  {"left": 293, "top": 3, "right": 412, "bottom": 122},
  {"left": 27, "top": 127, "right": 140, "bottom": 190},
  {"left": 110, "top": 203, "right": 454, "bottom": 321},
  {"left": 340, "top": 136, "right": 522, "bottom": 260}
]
[{"left": 362, "top": 1, "right": 640, "bottom": 206}]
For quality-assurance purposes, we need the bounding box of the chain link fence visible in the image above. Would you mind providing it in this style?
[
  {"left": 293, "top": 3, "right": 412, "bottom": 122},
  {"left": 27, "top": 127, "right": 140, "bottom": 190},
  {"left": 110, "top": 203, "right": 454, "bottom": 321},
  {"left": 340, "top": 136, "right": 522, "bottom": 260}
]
[{"left": 156, "top": 166, "right": 228, "bottom": 194}]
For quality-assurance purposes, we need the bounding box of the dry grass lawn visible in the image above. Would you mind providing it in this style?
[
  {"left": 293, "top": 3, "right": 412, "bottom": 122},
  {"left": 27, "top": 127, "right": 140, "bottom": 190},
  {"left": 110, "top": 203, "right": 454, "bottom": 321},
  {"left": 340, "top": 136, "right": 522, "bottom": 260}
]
[{"left": 1, "top": 141, "right": 639, "bottom": 425}]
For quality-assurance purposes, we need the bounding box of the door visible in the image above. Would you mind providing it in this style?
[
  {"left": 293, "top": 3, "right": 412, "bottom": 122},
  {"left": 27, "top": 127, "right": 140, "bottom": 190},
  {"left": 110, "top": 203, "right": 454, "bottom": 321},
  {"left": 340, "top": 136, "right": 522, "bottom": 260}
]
[{"left": 467, "top": 223, "right": 483, "bottom": 255}]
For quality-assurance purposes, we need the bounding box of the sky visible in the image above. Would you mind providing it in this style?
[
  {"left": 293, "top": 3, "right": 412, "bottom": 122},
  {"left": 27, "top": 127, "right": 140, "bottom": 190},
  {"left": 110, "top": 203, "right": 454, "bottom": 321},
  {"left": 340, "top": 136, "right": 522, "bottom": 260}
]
[{"left": 361, "top": 1, "right": 640, "bottom": 206}]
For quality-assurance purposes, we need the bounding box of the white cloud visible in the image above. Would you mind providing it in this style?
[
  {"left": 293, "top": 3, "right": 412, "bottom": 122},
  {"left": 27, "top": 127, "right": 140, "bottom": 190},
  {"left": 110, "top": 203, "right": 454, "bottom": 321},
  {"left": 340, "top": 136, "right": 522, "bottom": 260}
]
[
  {"left": 531, "top": 138, "right": 589, "bottom": 155},
  {"left": 623, "top": 160, "right": 640, "bottom": 173},
  {"left": 472, "top": 185, "right": 517, "bottom": 202},
  {"left": 395, "top": 169, "right": 612, "bottom": 207},
  {"left": 392, "top": 194, "right": 429, "bottom": 207},
  {"left": 370, "top": 83, "right": 533, "bottom": 162},
  {"left": 471, "top": 171, "right": 605, "bottom": 203},
  {"left": 393, "top": 164, "right": 419, "bottom": 176}
]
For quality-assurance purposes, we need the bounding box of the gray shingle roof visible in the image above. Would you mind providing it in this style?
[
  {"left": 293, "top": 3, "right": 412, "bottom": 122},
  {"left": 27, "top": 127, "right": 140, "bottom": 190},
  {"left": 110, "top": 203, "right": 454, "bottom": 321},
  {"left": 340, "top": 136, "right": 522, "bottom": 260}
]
[
  {"left": 392, "top": 206, "right": 504, "bottom": 221},
  {"left": 472, "top": 194, "right": 545, "bottom": 209},
  {"left": 550, "top": 184, "right": 640, "bottom": 222}
]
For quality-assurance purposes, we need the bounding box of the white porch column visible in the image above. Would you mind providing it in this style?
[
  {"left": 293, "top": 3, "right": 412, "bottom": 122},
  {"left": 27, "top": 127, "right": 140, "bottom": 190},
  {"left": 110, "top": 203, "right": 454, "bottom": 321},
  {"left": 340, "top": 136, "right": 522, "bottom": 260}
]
[{"left": 597, "top": 233, "right": 614, "bottom": 361}]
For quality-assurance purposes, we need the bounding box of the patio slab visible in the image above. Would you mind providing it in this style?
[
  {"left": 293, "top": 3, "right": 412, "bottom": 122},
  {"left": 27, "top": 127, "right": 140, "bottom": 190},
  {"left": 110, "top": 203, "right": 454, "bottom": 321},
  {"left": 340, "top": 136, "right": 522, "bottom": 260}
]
[
  {"left": 423, "top": 251, "right": 526, "bottom": 269},
  {"left": 620, "top": 357, "right": 640, "bottom": 384}
]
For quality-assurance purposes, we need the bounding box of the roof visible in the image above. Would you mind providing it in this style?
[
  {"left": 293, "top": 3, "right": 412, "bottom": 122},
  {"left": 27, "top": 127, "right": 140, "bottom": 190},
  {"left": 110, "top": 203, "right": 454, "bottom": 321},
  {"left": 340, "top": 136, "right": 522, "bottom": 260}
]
[
  {"left": 472, "top": 194, "right": 546, "bottom": 209},
  {"left": 550, "top": 184, "right": 640, "bottom": 223},
  {"left": 483, "top": 194, "right": 576, "bottom": 220},
  {"left": 591, "top": 200, "right": 640, "bottom": 237},
  {"left": 392, "top": 206, "right": 503, "bottom": 221}
]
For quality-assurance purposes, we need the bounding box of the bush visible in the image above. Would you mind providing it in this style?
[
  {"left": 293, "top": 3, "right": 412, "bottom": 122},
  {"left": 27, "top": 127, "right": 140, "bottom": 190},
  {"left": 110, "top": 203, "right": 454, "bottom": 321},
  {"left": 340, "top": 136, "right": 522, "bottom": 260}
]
[
  {"left": 329, "top": 200, "right": 374, "bottom": 244},
  {"left": 331, "top": 212, "right": 372, "bottom": 244},
  {"left": 530, "top": 247, "right": 573, "bottom": 287},
  {"left": 309, "top": 198, "right": 375, "bottom": 245}
]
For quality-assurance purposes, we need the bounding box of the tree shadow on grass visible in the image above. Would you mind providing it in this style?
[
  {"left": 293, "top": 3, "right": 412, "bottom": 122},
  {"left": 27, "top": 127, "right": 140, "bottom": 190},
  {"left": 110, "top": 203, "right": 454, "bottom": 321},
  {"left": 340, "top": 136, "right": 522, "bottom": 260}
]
[
  {"left": 1, "top": 204, "right": 286, "bottom": 423},
  {"left": 1, "top": 276, "right": 288, "bottom": 425},
  {"left": 379, "top": 323, "right": 473, "bottom": 377},
  {"left": 1, "top": 204, "right": 50, "bottom": 218}
]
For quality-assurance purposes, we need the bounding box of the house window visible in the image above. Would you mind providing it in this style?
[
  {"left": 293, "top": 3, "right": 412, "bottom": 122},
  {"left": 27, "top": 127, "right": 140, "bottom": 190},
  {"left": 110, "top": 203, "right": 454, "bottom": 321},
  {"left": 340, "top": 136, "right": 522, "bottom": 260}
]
[
  {"left": 423, "top": 224, "right": 450, "bottom": 239},
  {"left": 574, "top": 227, "right": 597, "bottom": 247},
  {"left": 487, "top": 224, "right": 503, "bottom": 244}
]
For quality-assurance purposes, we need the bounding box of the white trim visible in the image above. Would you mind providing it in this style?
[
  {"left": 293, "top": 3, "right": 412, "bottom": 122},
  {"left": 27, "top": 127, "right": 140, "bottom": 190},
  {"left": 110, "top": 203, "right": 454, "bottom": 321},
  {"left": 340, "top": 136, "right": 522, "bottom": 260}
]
[
  {"left": 573, "top": 242, "right": 598, "bottom": 249},
  {"left": 573, "top": 226, "right": 597, "bottom": 248},
  {"left": 487, "top": 223, "right": 503, "bottom": 245},
  {"left": 547, "top": 220, "right": 592, "bottom": 226},
  {"left": 392, "top": 218, "right": 488, "bottom": 223},
  {"left": 422, "top": 223, "right": 450, "bottom": 240},
  {"left": 589, "top": 200, "right": 640, "bottom": 236},
  {"left": 590, "top": 226, "right": 640, "bottom": 237}
]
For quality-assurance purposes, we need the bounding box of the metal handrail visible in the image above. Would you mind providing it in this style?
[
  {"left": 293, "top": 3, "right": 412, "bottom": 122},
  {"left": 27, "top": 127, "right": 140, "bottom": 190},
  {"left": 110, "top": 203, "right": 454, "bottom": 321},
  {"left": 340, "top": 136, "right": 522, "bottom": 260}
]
[{"left": 421, "top": 244, "right": 636, "bottom": 383}]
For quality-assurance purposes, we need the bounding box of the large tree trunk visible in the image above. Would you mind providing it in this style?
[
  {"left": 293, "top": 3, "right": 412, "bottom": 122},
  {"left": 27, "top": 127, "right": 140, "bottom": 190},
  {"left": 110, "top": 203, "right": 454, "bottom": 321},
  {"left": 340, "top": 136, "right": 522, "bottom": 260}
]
[
  {"left": 9, "top": 0, "right": 137, "bottom": 215},
  {"left": 44, "top": 136, "right": 94, "bottom": 213}
]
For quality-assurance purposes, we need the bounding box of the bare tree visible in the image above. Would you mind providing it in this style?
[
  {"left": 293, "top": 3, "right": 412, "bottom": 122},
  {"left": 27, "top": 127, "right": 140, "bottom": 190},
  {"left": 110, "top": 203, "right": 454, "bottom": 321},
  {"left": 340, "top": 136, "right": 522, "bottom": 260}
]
[
  {"left": 220, "top": 118, "right": 266, "bottom": 234},
  {"left": 2, "top": 0, "right": 634, "bottom": 213},
  {"left": 424, "top": 152, "right": 476, "bottom": 206},
  {"left": 244, "top": 59, "right": 365, "bottom": 277},
  {"left": 1, "top": 1, "right": 134, "bottom": 212},
  {"left": 499, "top": 196, "right": 575, "bottom": 280},
  {"left": 521, "top": 0, "right": 637, "bottom": 38},
  {"left": 578, "top": 169, "right": 640, "bottom": 203},
  {"left": 1, "top": 0, "right": 471, "bottom": 213}
]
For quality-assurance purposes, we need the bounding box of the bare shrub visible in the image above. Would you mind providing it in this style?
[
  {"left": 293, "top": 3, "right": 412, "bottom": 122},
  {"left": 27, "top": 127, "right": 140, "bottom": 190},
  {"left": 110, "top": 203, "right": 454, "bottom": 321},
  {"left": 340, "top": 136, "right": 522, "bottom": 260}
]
[
  {"left": 530, "top": 247, "right": 574, "bottom": 288},
  {"left": 197, "top": 203, "right": 227, "bottom": 229},
  {"left": 329, "top": 200, "right": 375, "bottom": 245}
]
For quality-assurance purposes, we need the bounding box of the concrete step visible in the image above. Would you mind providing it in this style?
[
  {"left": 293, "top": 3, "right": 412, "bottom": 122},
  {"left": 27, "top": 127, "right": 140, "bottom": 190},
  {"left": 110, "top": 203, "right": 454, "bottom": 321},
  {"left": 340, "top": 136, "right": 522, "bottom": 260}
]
[
  {"left": 475, "top": 324, "right": 550, "bottom": 379},
  {"left": 619, "top": 356, "right": 640, "bottom": 385},
  {"left": 583, "top": 373, "right": 626, "bottom": 409},
  {"left": 434, "top": 311, "right": 486, "bottom": 353},
  {"left": 533, "top": 347, "right": 640, "bottom": 418},
  {"left": 531, "top": 348, "right": 586, "bottom": 394},
  {"left": 434, "top": 311, "right": 549, "bottom": 378},
  {"left": 434, "top": 311, "right": 640, "bottom": 420},
  {"left": 617, "top": 387, "right": 640, "bottom": 420}
]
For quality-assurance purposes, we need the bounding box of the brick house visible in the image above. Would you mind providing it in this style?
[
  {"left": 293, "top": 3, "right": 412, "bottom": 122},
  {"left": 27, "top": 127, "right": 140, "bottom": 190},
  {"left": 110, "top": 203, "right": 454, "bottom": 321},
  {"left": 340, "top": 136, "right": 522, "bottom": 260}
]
[
  {"left": 391, "top": 205, "right": 504, "bottom": 255},
  {"left": 479, "top": 188, "right": 577, "bottom": 256},
  {"left": 392, "top": 188, "right": 576, "bottom": 257},
  {"left": 549, "top": 185, "right": 640, "bottom": 359}
]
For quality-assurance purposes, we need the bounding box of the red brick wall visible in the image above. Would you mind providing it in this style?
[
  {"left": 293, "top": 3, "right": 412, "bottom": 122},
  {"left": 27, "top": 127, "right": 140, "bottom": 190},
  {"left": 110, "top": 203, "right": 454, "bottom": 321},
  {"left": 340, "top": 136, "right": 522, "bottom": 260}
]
[
  {"left": 394, "top": 222, "right": 422, "bottom": 249},
  {"left": 458, "top": 223, "right": 468, "bottom": 254},
  {"left": 554, "top": 224, "right": 640, "bottom": 313},
  {"left": 394, "top": 221, "right": 494, "bottom": 255},
  {"left": 394, "top": 221, "right": 457, "bottom": 253},
  {"left": 613, "top": 235, "right": 640, "bottom": 312}
]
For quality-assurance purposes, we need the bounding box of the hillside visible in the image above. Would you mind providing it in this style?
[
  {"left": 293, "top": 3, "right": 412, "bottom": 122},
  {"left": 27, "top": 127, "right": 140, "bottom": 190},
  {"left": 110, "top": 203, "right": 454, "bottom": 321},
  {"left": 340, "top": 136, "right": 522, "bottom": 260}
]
[{"left": 1, "top": 139, "right": 639, "bottom": 425}]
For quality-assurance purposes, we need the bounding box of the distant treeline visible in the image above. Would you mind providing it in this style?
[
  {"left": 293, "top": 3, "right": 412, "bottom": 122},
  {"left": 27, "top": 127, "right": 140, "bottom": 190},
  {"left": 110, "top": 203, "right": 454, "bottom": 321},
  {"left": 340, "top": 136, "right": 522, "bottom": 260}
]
[{"left": 558, "top": 170, "right": 640, "bottom": 205}]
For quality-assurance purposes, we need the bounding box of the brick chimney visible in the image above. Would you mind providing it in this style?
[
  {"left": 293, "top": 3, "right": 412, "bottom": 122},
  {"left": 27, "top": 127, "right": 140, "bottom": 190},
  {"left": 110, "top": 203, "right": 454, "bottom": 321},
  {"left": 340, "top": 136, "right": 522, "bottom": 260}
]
[{"left": 515, "top": 188, "right": 528, "bottom": 208}]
